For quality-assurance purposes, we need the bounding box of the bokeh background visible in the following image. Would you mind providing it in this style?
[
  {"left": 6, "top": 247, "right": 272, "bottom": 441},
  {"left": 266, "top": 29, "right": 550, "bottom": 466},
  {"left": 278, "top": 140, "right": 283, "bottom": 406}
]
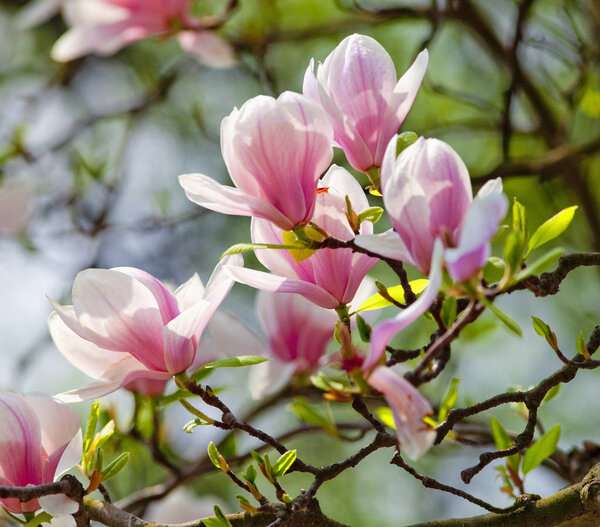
[{"left": 1, "top": 0, "right": 599, "bottom": 525}]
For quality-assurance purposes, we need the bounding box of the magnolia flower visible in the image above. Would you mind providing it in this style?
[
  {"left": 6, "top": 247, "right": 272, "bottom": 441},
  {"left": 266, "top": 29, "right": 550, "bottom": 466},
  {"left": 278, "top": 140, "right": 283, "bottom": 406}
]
[
  {"left": 226, "top": 165, "right": 378, "bottom": 308},
  {"left": 51, "top": 0, "right": 236, "bottom": 67},
  {"left": 179, "top": 92, "right": 333, "bottom": 231},
  {"left": 48, "top": 256, "right": 241, "bottom": 402},
  {"left": 0, "top": 181, "right": 32, "bottom": 236},
  {"left": 250, "top": 291, "right": 337, "bottom": 399},
  {"left": 0, "top": 392, "right": 82, "bottom": 515},
  {"left": 366, "top": 367, "right": 435, "bottom": 460},
  {"left": 303, "top": 34, "right": 428, "bottom": 173},
  {"left": 356, "top": 136, "right": 508, "bottom": 281}
]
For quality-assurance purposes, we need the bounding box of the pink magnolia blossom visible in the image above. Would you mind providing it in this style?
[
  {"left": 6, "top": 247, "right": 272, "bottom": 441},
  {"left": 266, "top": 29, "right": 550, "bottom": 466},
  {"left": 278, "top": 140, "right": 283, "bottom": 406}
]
[
  {"left": 226, "top": 165, "right": 378, "bottom": 308},
  {"left": 0, "top": 392, "right": 82, "bottom": 514},
  {"left": 366, "top": 367, "right": 435, "bottom": 460},
  {"left": 51, "top": 0, "right": 236, "bottom": 67},
  {"left": 48, "top": 255, "right": 241, "bottom": 402},
  {"left": 249, "top": 291, "right": 337, "bottom": 398},
  {"left": 303, "top": 34, "right": 428, "bottom": 173},
  {"left": 179, "top": 92, "right": 333, "bottom": 231},
  {"left": 356, "top": 136, "right": 508, "bottom": 281}
]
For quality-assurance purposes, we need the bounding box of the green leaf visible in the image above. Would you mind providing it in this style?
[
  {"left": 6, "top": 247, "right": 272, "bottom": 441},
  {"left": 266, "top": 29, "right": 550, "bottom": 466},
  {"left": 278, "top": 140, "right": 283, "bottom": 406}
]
[
  {"left": 490, "top": 417, "right": 513, "bottom": 451},
  {"left": 214, "top": 505, "right": 232, "bottom": 527},
  {"left": 287, "top": 397, "right": 336, "bottom": 435},
  {"left": 101, "top": 452, "right": 129, "bottom": 481},
  {"left": 490, "top": 418, "right": 520, "bottom": 473},
  {"left": 512, "top": 198, "right": 528, "bottom": 239},
  {"left": 221, "top": 242, "right": 300, "bottom": 257},
  {"left": 531, "top": 316, "right": 558, "bottom": 349},
  {"left": 483, "top": 257, "right": 506, "bottom": 284},
  {"left": 482, "top": 298, "right": 522, "bottom": 337},
  {"left": 357, "top": 207, "right": 383, "bottom": 225},
  {"left": 527, "top": 206, "right": 578, "bottom": 256},
  {"left": 504, "top": 231, "right": 524, "bottom": 272},
  {"left": 516, "top": 247, "right": 564, "bottom": 280},
  {"left": 272, "top": 450, "right": 297, "bottom": 478},
  {"left": 357, "top": 279, "right": 429, "bottom": 312},
  {"left": 522, "top": 425, "right": 561, "bottom": 476},
  {"left": 193, "top": 356, "right": 267, "bottom": 379},
  {"left": 249, "top": 450, "right": 264, "bottom": 465},
  {"left": 84, "top": 402, "right": 100, "bottom": 453},
  {"left": 441, "top": 296, "right": 458, "bottom": 329},
  {"left": 208, "top": 442, "right": 222, "bottom": 470},
  {"left": 92, "top": 421, "right": 115, "bottom": 451},
  {"left": 356, "top": 314, "right": 371, "bottom": 342},
  {"left": 396, "top": 131, "right": 418, "bottom": 153},
  {"left": 236, "top": 494, "right": 252, "bottom": 508},
  {"left": 202, "top": 519, "right": 224, "bottom": 527},
  {"left": 375, "top": 407, "right": 396, "bottom": 429},
  {"left": 438, "top": 378, "right": 461, "bottom": 422},
  {"left": 23, "top": 512, "right": 52, "bottom": 527},
  {"left": 543, "top": 384, "right": 561, "bottom": 402},
  {"left": 576, "top": 331, "right": 590, "bottom": 359},
  {"left": 243, "top": 464, "right": 257, "bottom": 485}
]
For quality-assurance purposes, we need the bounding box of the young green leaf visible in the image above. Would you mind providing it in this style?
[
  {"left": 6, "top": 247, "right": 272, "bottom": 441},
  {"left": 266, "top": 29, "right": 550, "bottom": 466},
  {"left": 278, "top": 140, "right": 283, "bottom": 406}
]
[
  {"left": 438, "top": 378, "right": 461, "bottom": 422},
  {"left": 482, "top": 298, "right": 522, "bottom": 337},
  {"left": 272, "top": 450, "right": 297, "bottom": 478},
  {"left": 522, "top": 425, "right": 561, "bottom": 476},
  {"left": 249, "top": 450, "right": 264, "bottom": 465},
  {"left": 490, "top": 417, "right": 520, "bottom": 473},
  {"left": 515, "top": 247, "right": 564, "bottom": 281},
  {"left": 192, "top": 356, "right": 268, "bottom": 379},
  {"left": 23, "top": 511, "right": 52, "bottom": 527},
  {"left": 214, "top": 505, "right": 232, "bottom": 527},
  {"left": 375, "top": 407, "right": 396, "bottom": 429},
  {"left": 356, "top": 279, "right": 428, "bottom": 312},
  {"left": 356, "top": 314, "right": 371, "bottom": 342},
  {"left": 202, "top": 519, "right": 223, "bottom": 527},
  {"left": 287, "top": 397, "right": 337, "bottom": 435},
  {"left": 441, "top": 296, "right": 458, "bottom": 329},
  {"left": 207, "top": 442, "right": 222, "bottom": 470},
  {"left": 243, "top": 464, "right": 257, "bottom": 485},
  {"left": 543, "top": 384, "right": 561, "bottom": 402},
  {"left": 396, "top": 131, "right": 418, "bottom": 152},
  {"left": 357, "top": 207, "right": 384, "bottom": 225},
  {"left": 101, "top": 452, "right": 129, "bottom": 481},
  {"left": 531, "top": 316, "right": 558, "bottom": 349},
  {"left": 526, "top": 206, "right": 578, "bottom": 256},
  {"left": 84, "top": 402, "right": 100, "bottom": 453},
  {"left": 221, "top": 242, "right": 300, "bottom": 257},
  {"left": 576, "top": 331, "right": 590, "bottom": 359},
  {"left": 503, "top": 231, "right": 525, "bottom": 272},
  {"left": 512, "top": 198, "right": 528, "bottom": 239}
]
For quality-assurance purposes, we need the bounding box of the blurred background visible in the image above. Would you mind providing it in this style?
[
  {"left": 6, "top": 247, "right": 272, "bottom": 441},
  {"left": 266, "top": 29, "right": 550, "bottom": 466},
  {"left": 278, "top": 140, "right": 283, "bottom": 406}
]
[{"left": 1, "top": 0, "right": 599, "bottom": 525}]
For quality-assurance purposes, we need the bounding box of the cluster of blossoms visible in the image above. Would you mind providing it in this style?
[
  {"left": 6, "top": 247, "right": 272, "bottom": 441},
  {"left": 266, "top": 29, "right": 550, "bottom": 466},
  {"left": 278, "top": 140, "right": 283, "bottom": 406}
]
[{"left": 2, "top": 34, "right": 511, "bottom": 519}]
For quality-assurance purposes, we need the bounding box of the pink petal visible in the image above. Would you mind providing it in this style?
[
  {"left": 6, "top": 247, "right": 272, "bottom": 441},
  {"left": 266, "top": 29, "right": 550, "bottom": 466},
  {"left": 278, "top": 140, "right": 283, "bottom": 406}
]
[
  {"left": 173, "top": 273, "right": 205, "bottom": 312},
  {"left": 225, "top": 265, "right": 340, "bottom": 309},
  {"left": 71, "top": 268, "right": 166, "bottom": 371},
  {"left": 374, "top": 50, "right": 429, "bottom": 164},
  {"left": 177, "top": 30, "right": 237, "bottom": 68},
  {"left": 364, "top": 240, "right": 443, "bottom": 372},
  {"left": 112, "top": 267, "right": 180, "bottom": 324},
  {"left": 21, "top": 394, "right": 81, "bottom": 482},
  {"left": 354, "top": 230, "right": 413, "bottom": 264},
  {"left": 163, "top": 300, "right": 210, "bottom": 373},
  {"left": 39, "top": 493, "right": 79, "bottom": 516},
  {"left": 0, "top": 393, "right": 43, "bottom": 487},
  {"left": 445, "top": 191, "right": 508, "bottom": 282},
  {"left": 367, "top": 366, "right": 435, "bottom": 460},
  {"left": 56, "top": 369, "right": 172, "bottom": 403},
  {"left": 48, "top": 308, "right": 133, "bottom": 381},
  {"left": 178, "top": 173, "right": 295, "bottom": 231},
  {"left": 249, "top": 359, "right": 297, "bottom": 400}
]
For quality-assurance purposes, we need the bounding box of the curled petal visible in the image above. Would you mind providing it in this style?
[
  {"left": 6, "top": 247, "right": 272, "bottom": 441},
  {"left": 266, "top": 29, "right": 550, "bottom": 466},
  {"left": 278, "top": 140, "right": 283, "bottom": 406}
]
[
  {"left": 173, "top": 273, "right": 204, "bottom": 313},
  {"left": 367, "top": 366, "right": 435, "bottom": 460},
  {"left": 364, "top": 239, "right": 444, "bottom": 372},
  {"left": 354, "top": 229, "right": 413, "bottom": 264},
  {"left": 445, "top": 192, "right": 508, "bottom": 283}
]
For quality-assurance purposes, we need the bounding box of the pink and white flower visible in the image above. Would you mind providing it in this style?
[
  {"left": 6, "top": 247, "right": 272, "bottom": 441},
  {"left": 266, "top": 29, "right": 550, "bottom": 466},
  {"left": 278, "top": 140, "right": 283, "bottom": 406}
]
[
  {"left": 303, "top": 34, "right": 428, "bottom": 173},
  {"left": 0, "top": 392, "right": 82, "bottom": 515},
  {"left": 180, "top": 92, "right": 333, "bottom": 231},
  {"left": 226, "top": 165, "right": 377, "bottom": 308},
  {"left": 51, "top": 0, "right": 236, "bottom": 67},
  {"left": 366, "top": 367, "right": 435, "bottom": 460},
  {"left": 356, "top": 136, "right": 508, "bottom": 281},
  {"left": 48, "top": 255, "right": 241, "bottom": 402}
]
